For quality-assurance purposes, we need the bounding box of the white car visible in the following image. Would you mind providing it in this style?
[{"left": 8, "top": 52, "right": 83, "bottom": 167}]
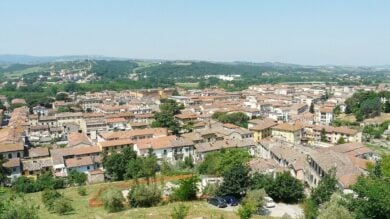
[{"left": 265, "top": 196, "right": 276, "bottom": 208}]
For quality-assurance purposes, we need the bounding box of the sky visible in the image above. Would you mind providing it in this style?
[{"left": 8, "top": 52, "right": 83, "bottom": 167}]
[{"left": 0, "top": 0, "right": 390, "bottom": 65}]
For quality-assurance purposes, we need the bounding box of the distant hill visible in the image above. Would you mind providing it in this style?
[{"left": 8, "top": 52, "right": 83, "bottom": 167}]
[{"left": 0, "top": 54, "right": 122, "bottom": 64}]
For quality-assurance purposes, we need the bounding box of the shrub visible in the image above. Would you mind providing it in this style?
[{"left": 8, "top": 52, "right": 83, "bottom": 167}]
[
  {"left": 128, "top": 185, "right": 161, "bottom": 207},
  {"left": 77, "top": 186, "right": 87, "bottom": 196},
  {"left": 35, "top": 172, "right": 65, "bottom": 190},
  {"left": 171, "top": 203, "right": 189, "bottom": 219},
  {"left": 0, "top": 193, "right": 39, "bottom": 219},
  {"left": 202, "top": 183, "right": 218, "bottom": 197},
  {"left": 12, "top": 176, "right": 37, "bottom": 193},
  {"left": 171, "top": 176, "right": 199, "bottom": 201},
  {"left": 237, "top": 202, "right": 254, "bottom": 219},
  {"left": 52, "top": 197, "right": 74, "bottom": 215},
  {"left": 243, "top": 189, "right": 266, "bottom": 209},
  {"left": 303, "top": 198, "right": 318, "bottom": 219},
  {"left": 100, "top": 188, "right": 125, "bottom": 212},
  {"left": 41, "top": 189, "right": 62, "bottom": 211}
]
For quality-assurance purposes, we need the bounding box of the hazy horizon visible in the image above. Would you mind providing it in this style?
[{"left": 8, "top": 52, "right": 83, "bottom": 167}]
[{"left": 1, "top": 1, "right": 390, "bottom": 66}]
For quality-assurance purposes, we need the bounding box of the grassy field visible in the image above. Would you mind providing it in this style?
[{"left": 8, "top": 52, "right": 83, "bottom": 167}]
[
  {"left": 364, "top": 113, "right": 390, "bottom": 124},
  {"left": 175, "top": 82, "right": 199, "bottom": 89},
  {"left": 336, "top": 113, "right": 356, "bottom": 122},
  {"left": 25, "top": 180, "right": 270, "bottom": 219},
  {"left": 3, "top": 66, "right": 47, "bottom": 78},
  {"left": 365, "top": 143, "right": 390, "bottom": 155}
]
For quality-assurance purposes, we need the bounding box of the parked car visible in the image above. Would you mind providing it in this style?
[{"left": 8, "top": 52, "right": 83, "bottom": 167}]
[
  {"left": 207, "top": 197, "right": 228, "bottom": 208},
  {"left": 257, "top": 206, "right": 270, "bottom": 216},
  {"left": 222, "top": 196, "right": 239, "bottom": 206},
  {"left": 265, "top": 196, "right": 276, "bottom": 208}
]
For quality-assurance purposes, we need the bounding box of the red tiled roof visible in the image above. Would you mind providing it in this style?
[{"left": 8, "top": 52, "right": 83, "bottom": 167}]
[
  {"left": 65, "top": 156, "right": 93, "bottom": 168},
  {"left": 99, "top": 139, "right": 134, "bottom": 148},
  {"left": 0, "top": 142, "right": 23, "bottom": 153},
  {"left": 272, "top": 123, "right": 302, "bottom": 132}
]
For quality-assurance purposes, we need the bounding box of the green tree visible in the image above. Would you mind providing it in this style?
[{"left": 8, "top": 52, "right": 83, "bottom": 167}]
[
  {"left": 348, "top": 155, "right": 390, "bottom": 219},
  {"left": 103, "top": 147, "right": 137, "bottom": 180},
  {"left": 320, "top": 128, "right": 327, "bottom": 142},
  {"left": 126, "top": 158, "right": 143, "bottom": 180},
  {"left": 249, "top": 172, "right": 273, "bottom": 190},
  {"left": 304, "top": 168, "right": 338, "bottom": 218},
  {"left": 266, "top": 171, "right": 305, "bottom": 203},
  {"left": 217, "top": 164, "right": 250, "bottom": 198},
  {"left": 172, "top": 89, "right": 180, "bottom": 96},
  {"left": 141, "top": 155, "right": 159, "bottom": 184},
  {"left": 212, "top": 112, "right": 249, "bottom": 128},
  {"left": 35, "top": 172, "right": 65, "bottom": 191},
  {"left": 152, "top": 99, "right": 183, "bottom": 134},
  {"left": 309, "top": 102, "right": 315, "bottom": 113},
  {"left": 55, "top": 92, "right": 69, "bottom": 101},
  {"left": 68, "top": 170, "right": 87, "bottom": 185},
  {"left": 172, "top": 176, "right": 199, "bottom": 201},
  {"left": 318, "top": 193, "right": 353, "bottom": 219},
  {"left": 64, "top": 83, "right": 78, "bottom": 93},
  {"left": 311, "top": 169, "right": 338, "bottom": 206},
  {"left": 57, "top": 106, "right": 72, "bottom": 113},
  {"left": 360, "top": 97, "right": 381, "bottom": 118},
  {"left": 12, "top": 176, "right": 37, "bottom": 193},
  {"left": 0, "top": 155, "right": 10, "bottom": 184},
  {"left": 336, "top": 137, "right": 346, "bottom": 144},
  {"left": 0, "top": 101, "right": 5, "bottom": 110},
  {"left": 333, "top": 105, "right": 341, "bottom": 116},
  {"left": 126, "top": 155, "right": 158, "bottom": 184},
  {"left": 183, "top": 155, "right": 194, "bottom": 169},
  {"left": 198, "top": 149, "right": 250, "bottom": 176},
  {"left": 384, "top": 101, "right": 390, "bottom": 113}
]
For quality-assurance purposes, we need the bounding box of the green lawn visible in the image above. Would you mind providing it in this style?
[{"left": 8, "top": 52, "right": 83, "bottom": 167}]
[{"left": 25, "top": 180, "right": 271, "bottom": 219}]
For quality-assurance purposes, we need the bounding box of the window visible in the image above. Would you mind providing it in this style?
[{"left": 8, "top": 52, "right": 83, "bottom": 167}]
[
  {"left": 8, "top": 154, "right": 12, "bottom": 159},
  {"left": 87, "top": 166, "right": 90, "bottom": 170},
  {"left": 17, "top": 152, "right": 20, "bottom": 158}
]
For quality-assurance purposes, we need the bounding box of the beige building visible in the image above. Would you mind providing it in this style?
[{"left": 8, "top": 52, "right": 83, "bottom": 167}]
[
  {"left": 271, "top": 123, "right": 303, "bottom": 144},
  {"left": 305, "top": 125, "right": 362, "bottom": 144}
]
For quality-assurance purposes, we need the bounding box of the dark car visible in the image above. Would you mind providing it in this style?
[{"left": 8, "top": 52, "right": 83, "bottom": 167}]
[
  {"left": 222, "top": 196, "right": 239, "bottom": 206},
  {"left": 257, "top": 206, "right": 270, "bottom": 216},
  {"left": 207, "top": 197, "right": 228, "bottom": 208}
]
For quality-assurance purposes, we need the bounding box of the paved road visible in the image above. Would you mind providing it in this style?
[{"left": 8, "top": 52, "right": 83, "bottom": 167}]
[{"left": 268, "top": 203, "right": 303, "bottom": 218}]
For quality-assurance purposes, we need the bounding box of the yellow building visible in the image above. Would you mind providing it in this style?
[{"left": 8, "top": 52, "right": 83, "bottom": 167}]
[
  {"left": 271, "top": 123, "right": 303, "bottom": 144},
  {"left": 249, "top": 118, "right": 278, "bottom": 142}
]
